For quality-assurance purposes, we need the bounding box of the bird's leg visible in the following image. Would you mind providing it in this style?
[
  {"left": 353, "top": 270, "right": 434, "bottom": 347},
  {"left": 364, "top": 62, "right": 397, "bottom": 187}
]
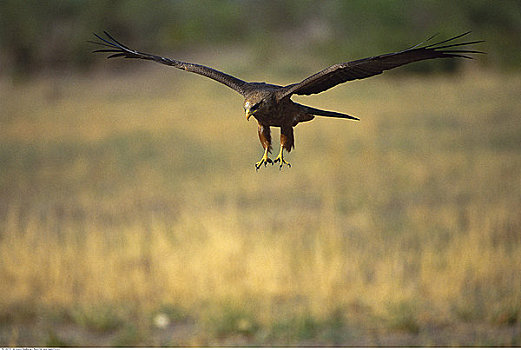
[
  {"left": 274, "top": 126, "right": 293, "bottom": 169},
  {"left": 255, "top": 147, "right": 273, "bottom": 170},
  {"left": 255, "top": 123, "right": 273, "bottom": 170},
  {"left": 273, "top": 146, "right": 291, "bottom": 169}
]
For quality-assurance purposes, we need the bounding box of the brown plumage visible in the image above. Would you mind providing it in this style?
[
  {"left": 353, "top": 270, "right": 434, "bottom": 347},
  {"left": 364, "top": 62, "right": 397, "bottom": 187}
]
[{"left": 91, "top": 31, "right": 483, "bottom": 170}]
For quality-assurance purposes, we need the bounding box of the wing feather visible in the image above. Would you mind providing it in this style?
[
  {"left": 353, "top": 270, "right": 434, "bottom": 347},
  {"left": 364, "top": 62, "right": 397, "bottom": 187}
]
[
  {"left": 91, "top": 32, "right": 250, "bottom": 95},
  {"left": 278, "top": 32, "right": 484, "bottom": 98}
]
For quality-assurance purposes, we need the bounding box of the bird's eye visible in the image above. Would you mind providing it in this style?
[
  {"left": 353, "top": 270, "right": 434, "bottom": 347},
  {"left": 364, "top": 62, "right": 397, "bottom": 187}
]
[{"left": 251, "top": 102, "right": 261, "bottom": 111}]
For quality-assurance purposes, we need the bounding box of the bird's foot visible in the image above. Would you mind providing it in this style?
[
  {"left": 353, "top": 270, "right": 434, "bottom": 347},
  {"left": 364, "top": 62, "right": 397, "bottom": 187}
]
[
  {"left": 273, "top": 155, "right": 291, "bottom": 169},
  {"left": 255, "top": 155, "right": 273, "bottom": 170}
]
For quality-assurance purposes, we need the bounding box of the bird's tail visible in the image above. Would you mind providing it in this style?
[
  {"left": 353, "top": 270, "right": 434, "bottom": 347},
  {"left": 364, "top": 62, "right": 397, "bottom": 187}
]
[{"left": 298, "top": 103, "right": 359, "bottom": 121}]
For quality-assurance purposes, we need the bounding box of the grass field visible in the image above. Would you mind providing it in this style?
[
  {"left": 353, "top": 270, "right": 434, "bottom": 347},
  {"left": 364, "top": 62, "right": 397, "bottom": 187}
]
[{"left": 1, "top": 66, "right": 520, "bottom": 346}]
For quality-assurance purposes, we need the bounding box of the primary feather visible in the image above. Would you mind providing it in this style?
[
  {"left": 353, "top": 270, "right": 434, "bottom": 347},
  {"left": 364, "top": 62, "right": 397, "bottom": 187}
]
[{"left": 278, "top": 32, "right": 484, "bottom": 98}]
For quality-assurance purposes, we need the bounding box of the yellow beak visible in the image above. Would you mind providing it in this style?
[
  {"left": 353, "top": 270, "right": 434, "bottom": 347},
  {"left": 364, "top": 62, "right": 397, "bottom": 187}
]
[{"left": 245, "top": 108, "right": 253, "bottom": 121}]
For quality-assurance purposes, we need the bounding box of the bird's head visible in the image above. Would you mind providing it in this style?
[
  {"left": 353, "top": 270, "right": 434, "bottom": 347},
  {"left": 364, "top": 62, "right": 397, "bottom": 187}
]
[
  {"left": 244, "top": 89, "right": 275, "bottom": 121},
  {"left": 244, "top": 99, "right": 263, "bottom": 121}
]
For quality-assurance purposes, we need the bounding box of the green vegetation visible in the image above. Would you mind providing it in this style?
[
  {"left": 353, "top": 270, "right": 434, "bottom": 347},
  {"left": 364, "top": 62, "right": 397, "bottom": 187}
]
[{"left": 1, "top": 0, "right": 520, "bottom": 77}]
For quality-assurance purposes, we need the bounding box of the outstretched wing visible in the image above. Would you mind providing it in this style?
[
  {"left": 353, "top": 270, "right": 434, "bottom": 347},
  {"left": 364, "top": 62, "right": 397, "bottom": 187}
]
[
  {"left": 91, "top": 31, "right": 250, "bottom": 96},
  {"left": 278, "top": 32, "right": 484, "bottom": 99}
]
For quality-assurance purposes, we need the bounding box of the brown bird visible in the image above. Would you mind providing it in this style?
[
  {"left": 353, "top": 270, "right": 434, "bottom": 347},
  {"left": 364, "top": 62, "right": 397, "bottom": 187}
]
[{"left": 91, "top": 31, "right": 483, "bottom": 170}]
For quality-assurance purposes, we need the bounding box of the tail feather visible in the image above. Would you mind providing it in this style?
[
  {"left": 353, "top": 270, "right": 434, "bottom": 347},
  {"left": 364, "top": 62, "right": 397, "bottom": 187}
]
[{"left": 298, "top": 103, "right": 359, "bottom": 121}]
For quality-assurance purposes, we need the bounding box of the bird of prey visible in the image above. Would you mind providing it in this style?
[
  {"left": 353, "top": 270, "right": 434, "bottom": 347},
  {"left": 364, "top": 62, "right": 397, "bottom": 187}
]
[{"left": 91, "top": 31, "right": 483, "bottom": 170}]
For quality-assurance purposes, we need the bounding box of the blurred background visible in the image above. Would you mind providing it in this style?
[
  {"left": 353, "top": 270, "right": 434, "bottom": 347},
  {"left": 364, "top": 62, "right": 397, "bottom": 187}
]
[
  {"left": 1, "top": 0, "right": 521, "bottom": 77},
  {"left": 1, "top": 0, "right": 520, "bottom": 346}
]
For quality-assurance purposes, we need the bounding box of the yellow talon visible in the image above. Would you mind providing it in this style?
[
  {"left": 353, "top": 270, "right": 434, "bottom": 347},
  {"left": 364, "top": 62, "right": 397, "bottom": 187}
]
[
  {"left": 255, "top": 149, "right": 273, "bottom": 170},
  {"left": 273, "top": 148, "right": 291, "bottom": 169}
]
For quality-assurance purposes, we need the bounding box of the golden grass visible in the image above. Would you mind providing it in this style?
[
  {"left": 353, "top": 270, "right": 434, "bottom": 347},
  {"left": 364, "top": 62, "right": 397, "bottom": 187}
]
[{"left": 0, "top": 69, "right": 520, "bottom": 345}]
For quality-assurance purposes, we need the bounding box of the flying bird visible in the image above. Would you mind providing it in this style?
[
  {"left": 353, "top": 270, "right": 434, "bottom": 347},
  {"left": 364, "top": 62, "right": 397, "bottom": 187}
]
[{"left": 91, "top": 31, "right": 483, "bottom": 170}]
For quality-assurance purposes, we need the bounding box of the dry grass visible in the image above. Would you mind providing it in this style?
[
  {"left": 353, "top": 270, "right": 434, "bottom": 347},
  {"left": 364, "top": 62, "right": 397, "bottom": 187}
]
[{"left": 0, "top": 68, "right": 520, "bottom": 346}]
